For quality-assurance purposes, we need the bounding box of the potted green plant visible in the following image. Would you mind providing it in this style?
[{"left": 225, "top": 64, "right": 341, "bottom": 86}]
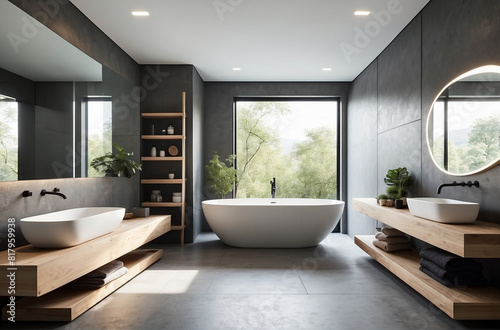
[
  {"left": 205, "top": 153, "right": 237, "bottom": 199},
  {"left": 383, "top": 167, "right": 413, "bottom": 208},
  {"left": 377, "top": 194, "right": 388, "bottom": 206},
  {"left": 90, "top": 143, "right": 142, "bottom": 178},
  {"left": 168, "top": 169, "right": 175, "bottom": 179}
]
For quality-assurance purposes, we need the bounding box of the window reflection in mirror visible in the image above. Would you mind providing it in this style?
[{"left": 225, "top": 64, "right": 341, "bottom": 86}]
[
  {"left": 427, "top": 66, "right": 500, "bottom": 175},
  {"left": 83, "top": 97, "right": 112, "bottom": 177},
  {"left": 0, "top": 95, "right": 18, "bottom": 181}
]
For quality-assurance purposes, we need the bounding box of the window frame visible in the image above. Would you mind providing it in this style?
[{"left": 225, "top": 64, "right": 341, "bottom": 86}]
[{"left": 233, "top": 96, "right": 341, "bottom": 201}]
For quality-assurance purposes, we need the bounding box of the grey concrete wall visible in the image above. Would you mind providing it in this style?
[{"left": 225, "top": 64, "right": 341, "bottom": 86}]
[
  {"left": 192, "top": 67, "right": 205, "bottom": 240},
  {"left": 203, "top": 82, "right": 350, "bottom": 232},
  {"left": 347, "top": 0, "right": 500, "bottom": 286},
  {"left": 347, "top": 62, "right": 379, "bottom": 235}
]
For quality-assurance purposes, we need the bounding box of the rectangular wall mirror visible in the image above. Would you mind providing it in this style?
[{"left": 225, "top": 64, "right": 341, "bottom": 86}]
[{"left": 0, "top": 1, "right": 136, "bottom": 181}]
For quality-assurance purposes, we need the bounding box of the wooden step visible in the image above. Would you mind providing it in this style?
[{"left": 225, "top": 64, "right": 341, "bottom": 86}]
[{"left": 355, "top": 235, "right": 500, "bottom": 320}]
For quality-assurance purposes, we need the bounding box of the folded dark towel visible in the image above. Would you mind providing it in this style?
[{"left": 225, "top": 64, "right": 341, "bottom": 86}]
[
  {"left": 373, "top": 240, "right": 411, "bottom": 252},
  {"left": 375, "top": 232, "right": 409, "bottom": 244},
  {"left": 83, "top": 260, "right": 125, "bottom": 279},
  {"left": 381, "top": 227, "right": 406, "bottom": 237},
  {"left": 420, "top": 247, "right": 481, "bottom": 271},
  {"left": 420, "top": 258, "right": 485, "bottom": 282},
  {"left": 419, "top": 265, "right": 488, "bottom": 287},
  {"left": 71, "top": 266, "right": 128, "bottom": 290}
]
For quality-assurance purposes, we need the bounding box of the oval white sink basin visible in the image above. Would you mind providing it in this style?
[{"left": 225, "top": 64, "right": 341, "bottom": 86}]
[
  {"left": 406, "top": 198, "right": 479, "bottom": 224},
  {"left": 20, "top": 207, "right": 125, "bottom": 248}
]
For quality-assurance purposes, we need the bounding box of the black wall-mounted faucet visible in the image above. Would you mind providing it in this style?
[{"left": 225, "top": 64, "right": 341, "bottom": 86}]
[
  {"left": 436, "top": 181, "right": 479, "bottom": 194},
  {"left": 22, "top": 190, "right": 33, "bottom": 197},
  {"left": 41, "top": 188, "right": 67, "bottom": 199}
]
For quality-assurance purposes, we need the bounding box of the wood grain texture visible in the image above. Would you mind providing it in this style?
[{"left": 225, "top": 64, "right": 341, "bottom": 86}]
[
  {"left": 141, "top": 113, "right": 183, "bottom": 119},
  {"left": 355, "top": 235, "right": 500, "bottom": 320},
  {"left": 0, "top": 215, "right": 170, "bottom": 297},
  {"left": 2, "top": 249, "right": 162, "bottom": 321},
  {"left": 352, "top": 198, "right": 500, "bottom": 257}
]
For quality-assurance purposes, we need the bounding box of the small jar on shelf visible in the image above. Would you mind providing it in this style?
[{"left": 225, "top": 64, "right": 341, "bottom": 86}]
[{"left": 151, "top": 190, "right": 162, "bottom": 202}]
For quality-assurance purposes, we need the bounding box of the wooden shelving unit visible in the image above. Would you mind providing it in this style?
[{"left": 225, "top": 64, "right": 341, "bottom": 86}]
[
  {"left": 352, "top": 198, "right": 500, "bottom": 257},
  {"left": 141, "top": 135, "right": 184, "bottom": 140},
  {"left": 353, "top": 198, "right": 500, "bottom": 320},
  {"left": 2, "top": 249, "right": 162, "bottom": 321},
  {"left": 141, "top": 92, "right": 186, "bottom": 245},
  {"left": 355, "top": 235, "right": 500, "bottom": 320},
  {"left": 141, "top": 156, "right": 183, "bottom": 162},
  {"left": 0, "top": 215, "right": 171, "bottom": 321}
]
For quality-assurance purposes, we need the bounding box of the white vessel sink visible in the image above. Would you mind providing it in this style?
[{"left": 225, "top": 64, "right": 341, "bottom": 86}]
[
  {"left": 406, "top": 198, "right": 479, "bottom": 224},
  {"left": 20, "top": 207, "right": 125, "bottom": 248}
]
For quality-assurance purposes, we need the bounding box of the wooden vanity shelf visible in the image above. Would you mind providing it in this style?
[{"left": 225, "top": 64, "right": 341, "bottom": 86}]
[
  {"left": 353, "top": 198, "right": 500, "bottom": 258},
  {"left": 353, "top": 198, "right": 500, "bottom": 320},
  {"left": 355, "top": 235, "right": 500, "bottom": 320},
  {"left": 2, "top": 249, "right": 162, "bottom": 322},
  {"left": 0, "top": 215, "right": 171, "bottom": 321}
]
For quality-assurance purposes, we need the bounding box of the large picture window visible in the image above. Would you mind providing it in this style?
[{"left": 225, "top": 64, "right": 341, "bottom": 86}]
[{"left": 235, "top": 98, "right": 339, "bottom": 199}]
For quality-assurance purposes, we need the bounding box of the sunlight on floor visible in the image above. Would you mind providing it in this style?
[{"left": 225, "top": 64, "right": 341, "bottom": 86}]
[{"left": 117, "top": 269, "right": 199, "bottom": 294}]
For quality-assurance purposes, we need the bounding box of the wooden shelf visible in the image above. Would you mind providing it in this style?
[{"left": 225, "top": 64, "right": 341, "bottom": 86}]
[
  {"left": 2, "top": 249, "right": 162, "bottom": 322},
  {"left": 142, "top": 112, "right": 183, "bottom": 119},
  {"left": 141, "top": 179, "right": 184, "bottom": 184},
  {"left": 142, "top": 202, "right": 183, "bottom": 208},
  {"left": 171, "top": 225, "right": 187, "bottom": 231},
  {"left": 352, "top": 198, "right": 500, "bottom": 258},
  {"left": 0, "top": 216, "right": 171, "bottom": 297},
  {"left": 141, "top": 156, "right": 182, "bottom": 161},
  {"left": 355, "top": 235, "right": 500, "bottom": 320},
  {"left": 141, "top": 134, "right": 183, "bottom": 140},
  {"left": 141, "top": 92, "right": 187, "bottom": 245}
]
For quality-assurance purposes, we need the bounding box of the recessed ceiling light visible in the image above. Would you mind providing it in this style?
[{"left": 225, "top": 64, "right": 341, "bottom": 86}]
[
  {"left": 132, "top": 11, "right": 149, "bottom": 16},
  {"left": 322, "top": 68, "right": 332, "bottom": 71},
  {"left": 232, "top": 67, "right": 241, "bottom": 71},
  {"left": 354, "top": 10, "right": 371, "bottom": 16}
]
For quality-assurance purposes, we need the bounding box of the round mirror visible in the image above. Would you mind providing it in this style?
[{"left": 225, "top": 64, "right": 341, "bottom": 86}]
[{"left": 426, "top": 65, "right": 500, "bottom": 176}]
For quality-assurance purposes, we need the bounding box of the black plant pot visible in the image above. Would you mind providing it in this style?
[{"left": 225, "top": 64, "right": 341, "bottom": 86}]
[{"left": 394, "top": 199, "right": 406, "bottom": 209}]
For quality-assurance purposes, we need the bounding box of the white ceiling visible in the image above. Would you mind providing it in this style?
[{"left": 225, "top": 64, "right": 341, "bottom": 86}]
[{"left": 71, "top": 0, "right": 429, "bottom": 82}]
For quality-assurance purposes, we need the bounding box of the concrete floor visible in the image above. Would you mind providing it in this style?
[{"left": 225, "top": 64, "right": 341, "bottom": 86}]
[{"left": 4, "top": 233, "right": 500, "bottom": 329}]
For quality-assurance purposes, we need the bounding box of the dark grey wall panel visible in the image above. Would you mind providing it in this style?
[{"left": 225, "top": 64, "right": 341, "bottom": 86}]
[
  {"left": 347, "top": 0, "right": 500, "bottom": 286},
  {"left": 191, "top": 67, "right": 205, "bottom": 239},
  {"left": 377, "top": 121, "right": 421, "bottom": 197},
  {"left": 378, "top": 15, "right": 422, "bottom": 133},
  {"left": 421, "top": 0, "right": 500, "bottom": 224},
  {"left": 349, "top": 0, "right": 500, "bottom": 232},
  {"left": 34, "top": 82, "right": 73, "bottom": 179},
  {"left": 347, "top": 61, "right": 379, "bottom": 235}
]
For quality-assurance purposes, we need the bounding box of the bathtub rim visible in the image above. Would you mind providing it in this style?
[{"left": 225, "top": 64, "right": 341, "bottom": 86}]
[{"left": 202, "top": 197, "right": 345, "bottom": 207}]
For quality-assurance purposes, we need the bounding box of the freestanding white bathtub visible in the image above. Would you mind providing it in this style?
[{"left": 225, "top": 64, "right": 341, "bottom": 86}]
[{"left": 202, "top": 198, "right": 345, "bottom": 248}]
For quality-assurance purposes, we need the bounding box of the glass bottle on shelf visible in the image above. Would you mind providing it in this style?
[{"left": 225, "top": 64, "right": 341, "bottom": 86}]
[{"left": 159, "top": 144, "right": 166, "bottom": 157}]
